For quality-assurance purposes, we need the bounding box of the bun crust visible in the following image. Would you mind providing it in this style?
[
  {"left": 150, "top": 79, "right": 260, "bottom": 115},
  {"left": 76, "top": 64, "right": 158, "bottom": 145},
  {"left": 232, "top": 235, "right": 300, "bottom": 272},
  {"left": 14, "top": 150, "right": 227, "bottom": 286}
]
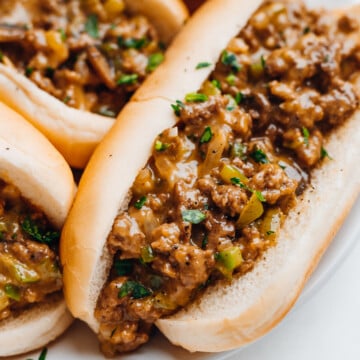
[
  {"left": 0, "top": 0, "right": 188, "bottom": 168},
  {"left": 0, "top": 102, "right": 76, "bottom": 356},
  {"left": 61, "top": 0, "right": 360, "bottom": 354},
  {"left": 61, "top": 0, "right": 264, "bottom": 334}
]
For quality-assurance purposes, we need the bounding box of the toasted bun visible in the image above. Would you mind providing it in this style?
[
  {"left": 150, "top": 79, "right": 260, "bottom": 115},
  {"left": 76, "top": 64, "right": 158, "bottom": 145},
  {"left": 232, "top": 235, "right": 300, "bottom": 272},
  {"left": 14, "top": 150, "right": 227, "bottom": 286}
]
[
  {"left": 0, "top": 0, "right": 188, "bottom": 168},
  {"left": 61, "top": 0, "right": 360, "bottom": 354},
  {"left": 0, "top": 102, "right": 76, "bottom": 356}
]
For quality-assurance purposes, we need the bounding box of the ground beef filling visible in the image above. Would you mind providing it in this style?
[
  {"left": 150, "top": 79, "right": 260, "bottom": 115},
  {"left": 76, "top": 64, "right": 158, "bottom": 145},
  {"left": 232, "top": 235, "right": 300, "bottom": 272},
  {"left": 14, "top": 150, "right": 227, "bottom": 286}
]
[
  {"left": 0, "top": 180, "right": 62, "bottom": 321},
  {"left": 0, "top": 0, "right": 164, "bottom": 116},
  {"left": 95, "top": 1, "right": 360, "bottom": 356}
]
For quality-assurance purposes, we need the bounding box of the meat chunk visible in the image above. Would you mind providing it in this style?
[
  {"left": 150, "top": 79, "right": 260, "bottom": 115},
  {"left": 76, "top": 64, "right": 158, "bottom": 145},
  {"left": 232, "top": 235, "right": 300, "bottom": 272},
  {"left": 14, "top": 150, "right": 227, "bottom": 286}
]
[
  {"left": 249, "top": 164, "right": 298, "bottom": 204},
  {"left": 108, "top": 213, "right": 146, "bottom": 258}
]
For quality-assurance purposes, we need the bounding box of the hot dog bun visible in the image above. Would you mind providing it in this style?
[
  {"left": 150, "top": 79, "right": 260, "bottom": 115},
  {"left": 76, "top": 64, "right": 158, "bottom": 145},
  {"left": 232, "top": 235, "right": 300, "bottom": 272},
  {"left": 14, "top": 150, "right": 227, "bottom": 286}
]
[
  {"left": 0, "top": 0, "right": 188, "bottom": 168},
  {"left": 61, "top": 0, "right": 360, "bottom": 355},
  {"left": 61, "top": 0, "right": 264, "bottom": 334},
  {"left": 0, "top": 102, "right": 75, "bottom": 356}
]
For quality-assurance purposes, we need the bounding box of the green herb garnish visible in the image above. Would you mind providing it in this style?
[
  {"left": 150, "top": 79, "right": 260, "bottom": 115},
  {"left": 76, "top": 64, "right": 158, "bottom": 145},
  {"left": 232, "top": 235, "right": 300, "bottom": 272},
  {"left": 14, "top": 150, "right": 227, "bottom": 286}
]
[
  {"left": 59, "top": 28, "right": 66, "bottom": 42},
  {"left": 134, "top": 196, "right": 147, "bottom": 209},
  {"left": 221, "top": 50, "right": 241, "bottom": 72},
  {"left": 171, "top": 100, "right": 184, "bottom": 116},
  {"left": 146, "top": 53, "right": 164, "bottom": 72},
  {"left": 114, "top": 259, "right": 134, "bottom": 276},
  {"left": 255, "top": 190, "right": 266, "bottom": 202},
  {"left": 38, "top": 347, "right": 48, "bottom": 360},
  {"left": 117, "top": 73, "right": 138, "bottom": 85},
  {"left": 235, "top": 92, "right": 244, "bottom": 104},
  {"left": 250, "top": 149, "right": 269, "bottom": 164},
  {"left": 196, "top": 62, "right": 212, "bottom": 69},
  {"left": 201, "top": 235, "right": 208, "bottom": 249},
  {"left": 200, "top": 126, "right": 213, "bottom": 144},
  {"left": 117, "top": 36, "right": 147, "bottom": 49},
  {"left": 85, "top": 14, "right": 99, "bottom": 38},
  {"left": 211, "top": 79, "right": 221, "bottom": 89},
  {"left": 185, "top": 93, "right": 208, "bottom": 103},
  {"left": 0, "top": 51, "right": 3, "bottom": 62},
  {"left": 182, "top": 209, "right": 206, "bottom": 224},
  {"left": 321, "top": 146, "right": 332, "bottom": 160},
  {"left": 25, "top": 67, "right": 34, "bottom": 77},
  {"left": 302, "top": 127, "right": 310, "bottom": 146},
  {"left": 21, "top": 217, "right": 60, "bottom": 245},
  {"left": 118, "top": 280, "right": 152, "bottom": 299}
]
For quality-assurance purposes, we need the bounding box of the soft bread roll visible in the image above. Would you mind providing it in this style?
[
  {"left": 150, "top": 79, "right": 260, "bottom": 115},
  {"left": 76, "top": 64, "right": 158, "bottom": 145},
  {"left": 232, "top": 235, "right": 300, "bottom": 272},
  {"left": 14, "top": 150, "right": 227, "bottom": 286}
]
[
  {"left": 61, "top": 0, "right": 360, "bottom": 354},
  {"left": 0, "top": 0, "right": 188, "bottom": 168},
  {"left": 61, "top": 0, "right": 264, "bottom": 334},
  {"left": 0, "top": 102, "right": 75, "bottom": 356}
]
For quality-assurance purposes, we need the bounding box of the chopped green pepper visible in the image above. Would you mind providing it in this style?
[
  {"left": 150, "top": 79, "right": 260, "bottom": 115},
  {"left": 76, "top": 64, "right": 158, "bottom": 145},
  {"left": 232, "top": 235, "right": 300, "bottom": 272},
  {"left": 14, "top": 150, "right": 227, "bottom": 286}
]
[
  {"left": 215, "top": 246, "right": 243, "bottom": 278},
  {"left": 236, "top": 193, "right": 264, "bottom": 228},
  {"left": 220, "top": 164, "right": 248, "bottom": 184},
  {"left": 4, "top": 284, "right": 21, "bottom": 301},
  {"left": 0, "top": 253, "right": 40, "bottom": 284},
  {"left": 141, "top": 245, "right": 155, "bottom": 263}
]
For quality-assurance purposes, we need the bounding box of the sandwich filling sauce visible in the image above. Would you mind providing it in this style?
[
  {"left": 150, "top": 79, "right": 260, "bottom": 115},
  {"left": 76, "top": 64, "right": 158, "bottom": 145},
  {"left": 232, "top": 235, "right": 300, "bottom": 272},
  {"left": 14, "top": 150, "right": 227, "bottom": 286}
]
[
  {"left": 0, "top": 0, "right": 165, "bottom": 117},
  {"left": 95, "top": 1, "right": 360, "bottom": 356},
  {"left": 0, "top": 180, "right": 62, "bottom": 321}
]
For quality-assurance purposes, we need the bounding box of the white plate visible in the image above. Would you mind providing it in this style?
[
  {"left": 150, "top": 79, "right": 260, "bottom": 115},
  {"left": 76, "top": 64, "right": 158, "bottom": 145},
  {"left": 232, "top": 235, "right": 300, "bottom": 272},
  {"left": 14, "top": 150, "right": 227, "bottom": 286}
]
[{"left": 12, "top": 0, "right": 360, "bottom": 358}]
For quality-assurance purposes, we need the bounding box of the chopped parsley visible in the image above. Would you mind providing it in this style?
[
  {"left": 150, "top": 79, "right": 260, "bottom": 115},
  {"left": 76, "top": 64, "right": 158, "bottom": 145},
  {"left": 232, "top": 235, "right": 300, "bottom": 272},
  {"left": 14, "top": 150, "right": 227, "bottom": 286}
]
[
  {"left": 171, "top": 100, "right": 184, "bottom": 116},
  {"left": 118, "top": 280, "right": 152, "bottom": 299},
  {"left": 117, "top": 36, "right": 147, "bottom": 49},
  {"left": 25, "top": 67, "right": 34, "bottom": 77},
  {"left": 38, "top": 347, "right": 48, "bottom": 360},
  {"left": 231, "top": 178, "right": 266, "bottom": 202},
  {"left": 221, "top": 50, "right": 241, "bottom": 72},
  {"left": 255, "top": 190, "right": 266, "bottom": 202},
  {"left": 303, "top": 26, "right": 311, "bottom": 34},
  {"left": 261, "top": 55, "right": 266, "bottom": 69},
  {"left": 201, "top": 235, "right": 208, "bottom": 249},
  {"left": 117, "top": 73, "right": 138, "bottom": 85},
  {"left": 134, "top": 196, "right": 147, "bottom": 209},
  {"left": 266, "top": 230, "right": 275, "bottom": 236},
  {"left": 21, "top": 217, "right": 60, "bottom": 246},
  {"left": 250, "top": 149, "right": 269, "bottom": 164},
  {"left": 185, "top": 93, "right": 208, "bottom": 103},
  {"left": 85, "top": 14, "right": 99, "bottom": 39},
  {"left": 302, "top": 127, "right": 310, "bottom": 146},
  {"left": 235, "top": 92, "right": 244, "bottom": 104},
  {"left": 182, "top": 209, "right": 206, "bottom": 224},
  {"left": 200, "top": 126, "right": 213, "bottom": 144},
  {"left": 155, "top": 140, "right": 169, "bottom": 151},
  {"left": 114, "top": 259, "right": 134, "bottom": 276},
  {"left": 321, "top": 146, "right": 332, "bottom": 160},
  {"left": 196, "top": 61, "right": 212, "bottom": 69},
  {"left": 146, "top": 53, "right": 165, "bottom": 72}
]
